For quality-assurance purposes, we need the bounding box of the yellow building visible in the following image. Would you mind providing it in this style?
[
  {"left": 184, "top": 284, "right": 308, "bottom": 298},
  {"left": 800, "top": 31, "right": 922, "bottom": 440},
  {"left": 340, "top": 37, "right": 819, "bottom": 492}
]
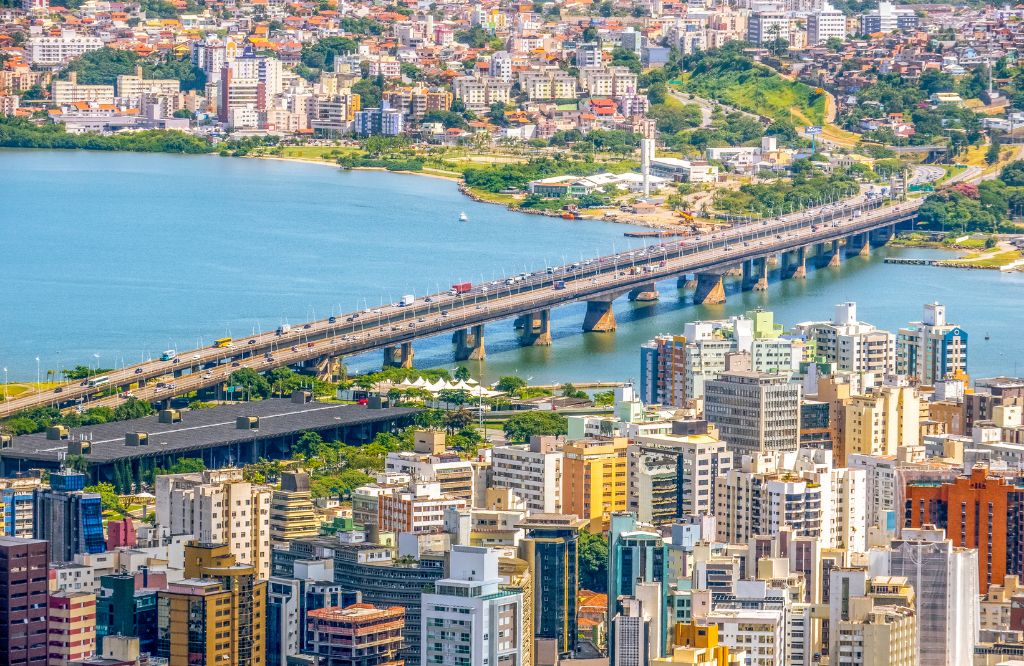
[
  {"left": 561, "top": 437, "right": 629, "bottom": 532},
  {"left": 656, "top": 621, "right": 742, "bottom": 666},
  {"left": 843, "top": 384, "right": 920, "bottom": 463},
  {"left": 269, "top": 471, "right": 319, "bottom": 544},
  {"left": 159, "top": 542, "right": 267, "bottom": 666}
]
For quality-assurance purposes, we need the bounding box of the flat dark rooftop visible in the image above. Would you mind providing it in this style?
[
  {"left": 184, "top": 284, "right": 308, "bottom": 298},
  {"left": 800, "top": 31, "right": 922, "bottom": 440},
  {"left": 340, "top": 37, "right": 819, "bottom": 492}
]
[{"left": 3, "top": 400, "right": 419, "bottom": 464}]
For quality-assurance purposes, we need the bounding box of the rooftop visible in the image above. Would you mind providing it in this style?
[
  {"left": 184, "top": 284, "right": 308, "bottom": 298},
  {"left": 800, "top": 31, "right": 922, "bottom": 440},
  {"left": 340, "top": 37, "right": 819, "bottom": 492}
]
[{"left": 4, "top": 399, "right": 419, "bottom": 464}]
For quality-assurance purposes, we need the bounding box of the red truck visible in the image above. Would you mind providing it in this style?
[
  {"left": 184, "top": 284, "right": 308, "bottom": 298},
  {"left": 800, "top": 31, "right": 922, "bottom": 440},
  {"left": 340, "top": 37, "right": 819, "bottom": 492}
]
[{"left": 451, "top": 282, "right": 472, "bottom": 295}]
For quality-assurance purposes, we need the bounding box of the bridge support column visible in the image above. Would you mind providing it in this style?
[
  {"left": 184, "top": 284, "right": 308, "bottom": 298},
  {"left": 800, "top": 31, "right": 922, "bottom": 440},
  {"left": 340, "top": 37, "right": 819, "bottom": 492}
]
[
  {"left": 742, "top": 258, "right": 769, "bottom": 291},
  {"left": 628, "top": 283, "right": 660, "bottom": 302},
  {"left": 871, "top": 225, "right": 895, "bottom": 246},
  {"left": 314, "top": 355, "right": 343, "bottom": 382},
  {"left": 694, "top": 273, "right": 726, "bottom": 305},
  {"left": 828, "top": 240, "right": 843, "bottom": 267},
  {"left": 846, "top": 233, "right": 870, "bottom": 258},
  {"left": 453, "top": 325, "right": 486, "bottom": 360},
  {"left": 517, "top": 310, "right": 552, "bottom": 346},
  {"left": 782, "top": 247, "right": 807, "bottom": 279},
  {"left": 678, "top": 275, "right": 697, "bottom": 290},
  {"left": 383, "top": 342, "right": 414, "bottom": 369},
  {"left": 583, "top": 299, "right": 616, "bottom": 332}
]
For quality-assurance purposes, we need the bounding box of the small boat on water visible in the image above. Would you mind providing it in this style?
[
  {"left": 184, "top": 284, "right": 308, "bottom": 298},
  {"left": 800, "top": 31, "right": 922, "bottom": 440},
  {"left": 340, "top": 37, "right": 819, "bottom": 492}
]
[{"left": 459, "top": 212, "right": 468, "bottom": 222}]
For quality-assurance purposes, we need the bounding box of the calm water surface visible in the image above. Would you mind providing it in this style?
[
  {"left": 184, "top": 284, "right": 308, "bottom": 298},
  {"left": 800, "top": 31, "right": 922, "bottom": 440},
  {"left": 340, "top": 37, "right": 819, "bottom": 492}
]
[{"left": 2, "top": 150, "right": 1022, "bottom": 384}]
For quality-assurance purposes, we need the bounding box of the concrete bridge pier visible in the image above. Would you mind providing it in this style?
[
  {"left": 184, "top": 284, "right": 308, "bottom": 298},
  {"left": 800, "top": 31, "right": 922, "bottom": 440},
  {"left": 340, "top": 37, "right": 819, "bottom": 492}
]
[
  {"left": 314, "top": 354, "right": 343, "bottom": 382},
  {"left": 846, "top": 233, "right": 871, "bottom": 258},
  {"left": 871, "top": 225, "right": 895, "bottom": 246},
  {"left": 742, "top": 258, "right": 769, "bottom": 291},
  {"left": 384, "top": 342, "right": 414, "bottom": 369},
  {"left": 583, "top": 298, "right": 616, "bottom": 332},
  {"left": 453, "top": 325, "right": 486, "bottom": 360},
  {"left": 517, "top": 311, "right": 553, "bottom": 346},
  {"left": 820, "top": 240, "right": 842, "bottom": 267},
  {"left": 694, "top": 273, "right": 726, "bottom": 305},
  {"left": 628, "top": 283, "right": 660, "bottom": 302},
  {"left": 677, "top": 275, "right": 697, "bottom": 290},
  {"left": 782, "top": 247, "right": 807, "bottom": 280}
]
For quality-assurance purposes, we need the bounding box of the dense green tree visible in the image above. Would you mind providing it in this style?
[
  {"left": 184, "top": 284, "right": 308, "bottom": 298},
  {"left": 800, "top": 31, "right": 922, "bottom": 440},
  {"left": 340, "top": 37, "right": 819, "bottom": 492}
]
[
  {"left": 114, "top": 397, "right": 154, "bottom": 421},
  {"left": 560, "top": 383, "right": 588, "bottom": 399},
  {"left": 578, "top": 530, "right": 609, "bottom": 592},
  {"left": 228, "top": 368, "right": 271, "bottom": 399},
  {"left": 301, "top": 37, "right": 358, "bottom": 71},
  {"left": 352, "top": 77, "right": 383, "bottom": 108},
  {"left": 988, "top": 134, "right": 1002, "bottom": 166},
  {"left": 456, "top": 25, "right": 490, "bottom": 48},
  {"left": 294, "top": 431, "right": 328, "bottom": 458},
  {"left": 610, "top": 47, "right": 641, "bottom": 74},
  {"left": 502, "top": 411, "right": 568, "bottom": 442},
  {"left": 454, "top": 366, "right": 471, "bottom": 381},
  {"left": 496, "top": 375, "right": 527, "bottom": 395},
  {"left": 919, "top": 70, "right": 955, "bottom": 96},
  {"left": 0, "top": 117, "right": 210, "bottom": 154},
  {"left": 1000, "top": 161, "right": 1024, "bottom": 187}
]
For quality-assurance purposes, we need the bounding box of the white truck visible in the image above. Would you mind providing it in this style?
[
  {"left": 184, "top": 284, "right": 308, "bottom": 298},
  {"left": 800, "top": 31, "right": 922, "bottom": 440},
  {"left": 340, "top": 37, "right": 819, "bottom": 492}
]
[{"left": 400, "top": 294, "right": 415, "bottom": 307}]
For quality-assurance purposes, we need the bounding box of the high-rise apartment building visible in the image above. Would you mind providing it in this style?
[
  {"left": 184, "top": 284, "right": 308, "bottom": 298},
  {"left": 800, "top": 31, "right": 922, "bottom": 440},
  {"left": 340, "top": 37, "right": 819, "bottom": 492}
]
[
  {"left": 608, "top": 513, "right": 668, "bottom": 652},
  {"left": 859, "top": 1, "right": 919, "bottom": 34},
  {"left": 905, "top": 466, "right": 1024, "bottom": 592},
  {"left": 421, "top": 546, "right": 524, "bottom": 666},
  {"left": 886, "top": 526, "right": 979, "bottom": 666},
  {"left": 0, "top": 537, "right": 49, "bottom": 665},
  {"left": 306, "top": 603, "right": 405, "bottom": 666},
  {"left": 490, "top": 436, "right": 564, "bottom": 514},
  {"left": 158, "top": 542, "right": 267, "bottom": 666},
  {"left": 269, "top": 471, "right": 319, "bottom": 544},
  {"left": 157, "top": 468, "right": 272, "bottom": 580},
  {"left": 704, "top": 370, "right": 801, "bottom": 456},
  {"left": 843, "top": 380, "right": 920, "bottom": 463},
  {"left": 518, "top": 515, "right": 586, "bottom": 656},
  {"left": 0, "top": 476, "right": 40, "bottom": 537},
  {"left": 96, "top": 572, "right": 159, "bottom": 656},
  {"left": 562, "top": 437, "right": 630, "bottom": 532},
  {"left": 627, "top": 429, "right": 733, "bottom": 526},
  {"left": 32, "top": 471, "right": 105, "bottom": 563},
  {"left": 47, "top": 590, "right": 97, "bottom": 665},
  {"left": 897, "top": 302, "right": 968, "bottom": 385},
  {"left": 640, "top": 312, "right": 802, "bottom": 407},
  {"left": 794, "top": 303, "right": 896, "bottom": 375},
  {"left": 806, "top": 3, "right": 846, "bottom": 45}
]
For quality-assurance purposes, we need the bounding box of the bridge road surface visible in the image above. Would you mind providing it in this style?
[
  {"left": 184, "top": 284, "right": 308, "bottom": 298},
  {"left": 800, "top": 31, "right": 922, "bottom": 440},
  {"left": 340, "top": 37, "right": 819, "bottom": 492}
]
[{"left": 0, "top": 194, "right": 921, "bottom": 418}]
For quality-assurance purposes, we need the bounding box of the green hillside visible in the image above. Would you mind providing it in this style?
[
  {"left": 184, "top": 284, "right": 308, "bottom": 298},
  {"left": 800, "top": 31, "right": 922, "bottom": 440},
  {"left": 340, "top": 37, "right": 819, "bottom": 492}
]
[{"left": 675, "top": 48, "right": 827, "bottom": 126}]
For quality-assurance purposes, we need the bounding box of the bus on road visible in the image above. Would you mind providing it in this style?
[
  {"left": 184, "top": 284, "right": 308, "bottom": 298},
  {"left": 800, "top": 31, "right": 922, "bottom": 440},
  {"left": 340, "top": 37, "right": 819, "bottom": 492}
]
[
  {"left": 214, "top": 337, "right": 233, "bottom": 348},
  {"left": 160, "top": 350, "right": 176, "bottom": 361},
  {"left": 87, "top": 375, "right": 110, "bottom": 387}
]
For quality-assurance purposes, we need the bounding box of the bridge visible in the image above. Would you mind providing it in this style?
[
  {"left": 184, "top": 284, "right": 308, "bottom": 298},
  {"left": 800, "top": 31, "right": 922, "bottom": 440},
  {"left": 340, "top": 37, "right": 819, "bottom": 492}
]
[{"left": 0, "top": 195, "right": 922, "bottom": 420}]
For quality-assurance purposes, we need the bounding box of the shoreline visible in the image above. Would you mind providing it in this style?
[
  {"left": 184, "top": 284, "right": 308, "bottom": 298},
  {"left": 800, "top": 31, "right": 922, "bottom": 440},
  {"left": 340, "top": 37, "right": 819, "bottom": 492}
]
[{"left": 253, "top": 153, "right": 676, "bottom": 231}]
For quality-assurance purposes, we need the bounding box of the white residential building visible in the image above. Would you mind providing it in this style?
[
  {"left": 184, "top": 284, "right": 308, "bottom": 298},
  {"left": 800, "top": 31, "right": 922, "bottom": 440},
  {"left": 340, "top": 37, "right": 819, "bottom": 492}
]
[
  {"left": 706, "top": 608, "right": 785, "bottom": 666},
  {"left": 489, "top": 437, "right": 563, "bottom": 514},
  {"left": 421, "top": 546, "right": 524, "bottom": 666},
  {"left": 807, "top": 4, "right": 846, "bottom": 45},
  {"left": 155, "top": 468, "right": 272, "bottom": 580},
  {"left": 452, "top": 75, "right": 512, "bottom": 111},
  {"left": 794, "top": 302, "right": 896, "bottom": 375},
  {"left": 26, "top": 32, "right": 103, "bottom": 66}
]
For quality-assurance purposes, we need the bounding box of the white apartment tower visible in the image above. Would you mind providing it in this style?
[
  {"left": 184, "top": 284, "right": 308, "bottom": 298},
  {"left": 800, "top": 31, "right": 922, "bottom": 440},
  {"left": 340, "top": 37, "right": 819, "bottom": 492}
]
[
  {"left": 421, "top": 546, "right": 524, "bottom": 666},
  {"left": 490, "top": 436, "right": 563, "bottom": 514},
  {"left": 155, "top": 468, "right": 272, "bottom": 580}
]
